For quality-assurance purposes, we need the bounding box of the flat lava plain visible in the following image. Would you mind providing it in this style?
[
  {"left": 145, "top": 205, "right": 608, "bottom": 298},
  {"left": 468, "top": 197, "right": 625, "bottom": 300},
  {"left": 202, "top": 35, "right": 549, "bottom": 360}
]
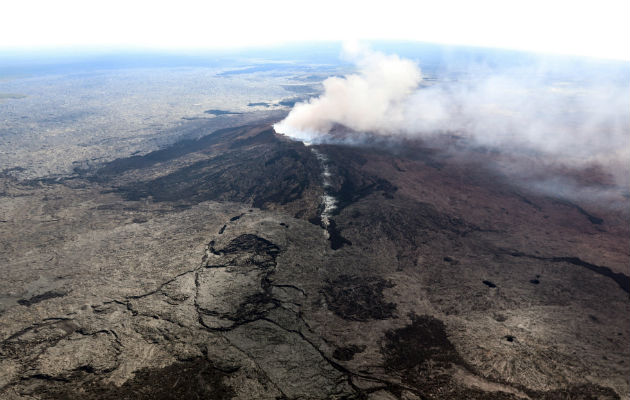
[{"left": 1, "top": 121, "right": 628, "bottom": 399}]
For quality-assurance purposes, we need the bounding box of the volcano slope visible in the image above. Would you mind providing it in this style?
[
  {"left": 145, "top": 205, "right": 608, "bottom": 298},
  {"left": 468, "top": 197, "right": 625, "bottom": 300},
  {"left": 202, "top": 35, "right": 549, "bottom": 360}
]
[{"left": 0, "top": 122, "right": 628, "bottom": 399}]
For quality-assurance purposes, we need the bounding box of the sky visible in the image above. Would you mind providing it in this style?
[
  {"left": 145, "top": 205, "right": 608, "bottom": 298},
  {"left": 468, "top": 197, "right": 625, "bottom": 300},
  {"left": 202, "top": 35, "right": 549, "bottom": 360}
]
[{"left": 2, "top": 0, "right": 629, "bottom": 61}]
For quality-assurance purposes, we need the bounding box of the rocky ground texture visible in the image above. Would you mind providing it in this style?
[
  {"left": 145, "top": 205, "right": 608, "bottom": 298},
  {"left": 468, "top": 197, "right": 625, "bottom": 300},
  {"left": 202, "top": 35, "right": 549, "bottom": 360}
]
[{"left": 1, "top": 122, "right": 628, "bottom": 399}]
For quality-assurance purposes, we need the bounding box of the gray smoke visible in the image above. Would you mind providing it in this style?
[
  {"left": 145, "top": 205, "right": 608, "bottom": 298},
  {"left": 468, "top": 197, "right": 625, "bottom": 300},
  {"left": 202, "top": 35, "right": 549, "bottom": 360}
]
[
  {"left": 274, "top": 43, "right": 630, "bottom": 195},
  {"left": 275, "top": 42, "right": 422, "bottom": 139}
]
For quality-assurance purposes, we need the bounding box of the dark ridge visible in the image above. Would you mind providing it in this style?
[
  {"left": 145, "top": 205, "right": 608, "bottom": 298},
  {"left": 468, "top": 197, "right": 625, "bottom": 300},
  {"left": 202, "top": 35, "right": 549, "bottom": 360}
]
[
  {"left": 321, "top": 275, "right": 396, "bottom": 321},
  {"left": 575, "top": 205, "right": 604, "bottom": 225},
  {"left": 218, "top": 224, "right": 227, "bottom": 234},
  {"left": 229, "top": 214, "right": 243, "bottom": 222},
  {"left": 554, "top": 199, "right": 604, "bottom": 225},
  {"left": 132, "top": 217, "right": 148, "bottom": 224},
  {"left": 529, "top": 279, "right": 540, "bottom": 285},
  {"left": 333, "top": 172, "right": 398, "bottom": 213},
  {"left": 314, "top": 145, "right": 405, "bottom": 214},
  {"left": 515, "top": 194, "right": 542, "bottom": 211},
  {"left": 204, "top": 109, "right": 242, "bottom": 116},
  {"left": 252, "top": 173, "right": 309, "bottom": 208},
  {"left": 115, "top": 138, "right": 319, "bottom": 209},
  {"left": 228, "top": 128, "right": 275, "bottom": 149},
  {"left": 18, "top": 291, "right": 66, "bottom": 307},
  {"left": 509, "top": 252, "right": 629, "bottom": 293},
  {"left": 332, "top": 344, "right": 366, "bottom": 361},
  {"left": 549, "top": 256, "right": 628, "bottom": 293},
  {"left": 93, "top": 125, "right": 246, "bottom": 177},
  {"left": 339, "top": 135, "right": 445, "bottom": 170},
  {"left": 327, "top": 219, "right": 352, "bottom": 250},
  {"left": 264, "top": 148, "right": 302, "bottom": 166},
  {"left": 482, "top": 280, "right": 497, "bottom": 288},
  {"left": 36, "top": 357, "right": 235, "bottom": 400}
]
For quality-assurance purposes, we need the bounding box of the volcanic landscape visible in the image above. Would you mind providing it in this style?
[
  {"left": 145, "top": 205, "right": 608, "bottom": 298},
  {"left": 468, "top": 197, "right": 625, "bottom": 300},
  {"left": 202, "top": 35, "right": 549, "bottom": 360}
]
[
  {"left": 1, "top": 118, "right": 628, "bottom": 399},
  {"left": 1, "top": 44, "right": 629, "bottom": 399}
]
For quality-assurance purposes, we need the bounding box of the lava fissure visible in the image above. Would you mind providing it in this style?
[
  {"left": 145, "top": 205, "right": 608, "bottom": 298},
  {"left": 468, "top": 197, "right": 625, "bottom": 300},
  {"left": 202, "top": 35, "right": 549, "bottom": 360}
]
[
  {"left": 309, "top": 146, "right": 352, "bottom": 250},
  {"left": 310, "top": 147, "right": 337, "bottom": 230}
]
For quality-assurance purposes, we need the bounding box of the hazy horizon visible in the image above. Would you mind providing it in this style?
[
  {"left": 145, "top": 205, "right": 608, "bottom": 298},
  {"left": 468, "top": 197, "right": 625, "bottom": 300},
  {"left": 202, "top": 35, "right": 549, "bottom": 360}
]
[{"left": 2, "top": 0, "right": 629, "bottom": 61}]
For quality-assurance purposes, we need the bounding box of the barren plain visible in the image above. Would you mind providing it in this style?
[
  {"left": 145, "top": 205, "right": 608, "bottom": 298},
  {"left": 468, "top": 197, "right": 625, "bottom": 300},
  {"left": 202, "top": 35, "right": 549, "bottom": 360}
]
[{"left": 0, "top": 59, "right": 628, "bottom": 399}]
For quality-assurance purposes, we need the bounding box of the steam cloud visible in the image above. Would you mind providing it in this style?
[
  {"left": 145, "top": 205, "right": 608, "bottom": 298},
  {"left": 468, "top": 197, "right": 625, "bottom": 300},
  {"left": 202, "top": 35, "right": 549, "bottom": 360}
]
[
  {"left": 275, "top": 43, "right": 422, "bottom": 140},
  {"left": 274, "top": 43, "right": 630, "bottom": 195}
]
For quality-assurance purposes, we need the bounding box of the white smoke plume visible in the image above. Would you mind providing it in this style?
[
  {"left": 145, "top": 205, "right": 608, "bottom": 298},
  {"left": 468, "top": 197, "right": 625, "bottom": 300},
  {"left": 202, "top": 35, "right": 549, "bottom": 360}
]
[
  {"left": 274, "top": 43, "right": 630, "bottom": 192},
  {"left": 274, "top": 42, "right": 422, "bottom": 141}
]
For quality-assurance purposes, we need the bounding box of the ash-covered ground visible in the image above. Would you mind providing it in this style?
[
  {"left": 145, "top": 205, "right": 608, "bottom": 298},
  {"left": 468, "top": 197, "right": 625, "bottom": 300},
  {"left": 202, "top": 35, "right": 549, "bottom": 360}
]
[{"left": 1, "top": 47, "right": 629, "bottom": 399}]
